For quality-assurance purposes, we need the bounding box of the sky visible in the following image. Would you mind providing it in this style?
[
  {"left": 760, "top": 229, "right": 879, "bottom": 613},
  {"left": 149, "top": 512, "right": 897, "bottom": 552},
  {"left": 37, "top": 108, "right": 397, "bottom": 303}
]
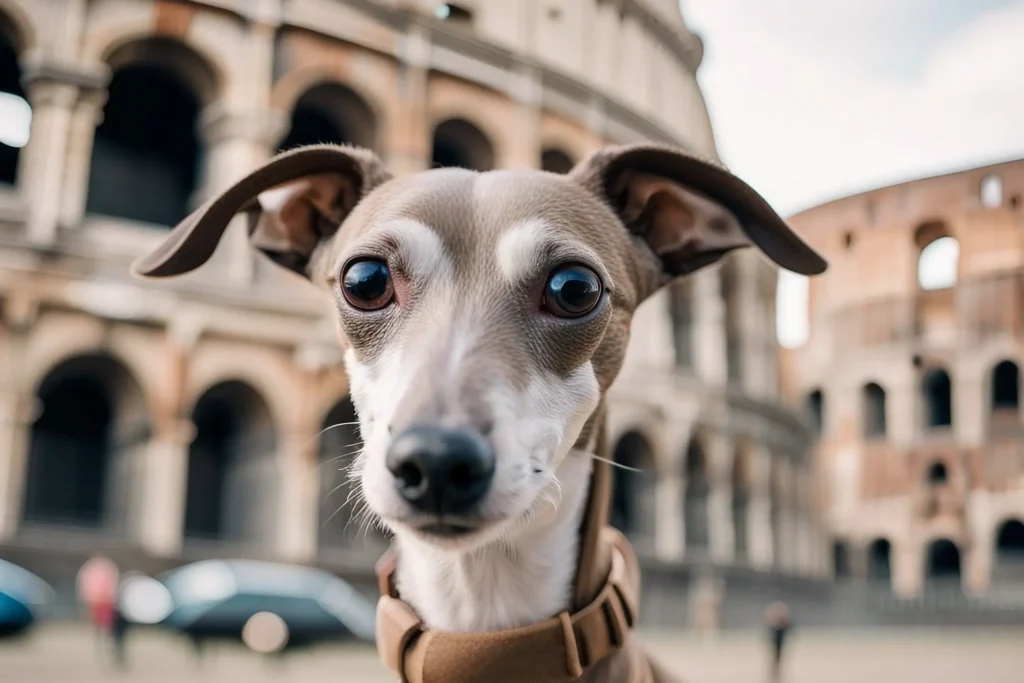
[{"left": 680, "top": 0, "right": 1024, "bottom": 347}]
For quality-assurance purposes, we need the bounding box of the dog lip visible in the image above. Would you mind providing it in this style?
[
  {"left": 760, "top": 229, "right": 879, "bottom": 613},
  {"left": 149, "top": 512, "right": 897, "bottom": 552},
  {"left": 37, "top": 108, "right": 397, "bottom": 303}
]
[{"left": 416, "top": 522, "right": 478, "bottom": 538}]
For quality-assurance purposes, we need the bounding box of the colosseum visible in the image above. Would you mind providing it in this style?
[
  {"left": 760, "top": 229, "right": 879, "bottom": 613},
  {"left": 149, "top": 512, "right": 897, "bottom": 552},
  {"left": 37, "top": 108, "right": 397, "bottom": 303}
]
[
  {"left": 783, "top": 159, "right": 1024, "bottom": 600},
  {"left": 0, "top": 0, "right": 824, "bottom": 624}
]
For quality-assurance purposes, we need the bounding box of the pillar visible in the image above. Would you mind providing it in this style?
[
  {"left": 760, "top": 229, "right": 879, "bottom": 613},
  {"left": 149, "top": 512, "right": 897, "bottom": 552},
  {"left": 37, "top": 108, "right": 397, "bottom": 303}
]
[
  {"left": 707, "top": 436, "right": 735, "bottom": 564},
  {"left": 503, "top": 65, "right": 542, "bottom": 169},
  {"left": 654, "top": 473, "right": 684, "bottom": 561},
  {"left": 58, "top": 85, "right": 108, "bottom": 228},
  {"left": 621, "top": 289, "right": 675, "bottom": 371},
  {"left": 18, "top": 76, "right": 78, "bottom": 244},
  {"left": 0, "top": 393, "right": 38, "bottom": 541},
  {"left": 954, "top": 370, "right": 985, "bottom": 448},
  {"left": 892, "top": 538, "right": 922, "bottom": 598},
  {"left": 388, "top": 24, "right": 432, "bottom": 175},
  {"left": 964, "top": 489, "right": 993, "bottom": 595},
  {"left": 692, "top": 268, "right": 727, "bottom": 386},
  {"left": 746, "top": 446, "right": 774, "bottom": 570},
  {"left": 276, "top": 426, "right": 319, "bottom": 562},
  {"left": 137, "top": 418, "right": 193, "bottom": 556}
]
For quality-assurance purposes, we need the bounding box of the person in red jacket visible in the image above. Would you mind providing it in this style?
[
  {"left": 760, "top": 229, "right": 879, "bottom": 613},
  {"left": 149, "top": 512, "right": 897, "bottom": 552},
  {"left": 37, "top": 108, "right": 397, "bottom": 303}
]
[{"left": 76, "top": 555, "right": 119, "bottom": 660}]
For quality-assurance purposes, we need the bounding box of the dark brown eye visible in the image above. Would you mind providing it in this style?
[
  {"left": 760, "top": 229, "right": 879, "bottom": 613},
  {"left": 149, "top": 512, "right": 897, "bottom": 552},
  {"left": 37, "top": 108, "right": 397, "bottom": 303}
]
[
  {"left": 543, "top": 264, "right": 603, "bottom": 318},
  {"left": 341, "top": 259, "right": 394, "bottom": 310}
]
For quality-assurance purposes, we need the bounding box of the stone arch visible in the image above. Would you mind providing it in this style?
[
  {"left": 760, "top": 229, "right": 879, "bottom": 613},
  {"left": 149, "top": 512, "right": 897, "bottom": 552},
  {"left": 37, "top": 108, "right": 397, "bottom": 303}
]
[
  {"left": 990, "top": 360, "right": 1020, "bottom": 411},
  {"left": 540, "top": 147, "right": 575, "bottom": 174},
  {"left": 994, "top": 519, "right": 1024, "bottom": 572},
  {"left": 731, "top": 444, "right": 751, "bottom": 562},
  {"left": 277, "top": 81, "right": 379, "bottom": 152},
  {"left": 861, "top": 381, "right": 887, "bottom": 438},
  {"left": 925, "top": 538, "right": 961, "bottom": 583},
  {"left": 183, "top": 380, "right": 278, "bottom": 546},
  {"left": 867, "top": 538, "right": 892, "bottom": 584},
  {"left": 922, "top": 367, "right": 952, "bottom": 429},
  {"left": 22, "top": 354, "right": 150, "bottom": 533},
  {"left": 0, "top": 7, "right": 29, "bottom": 185},
  {"left": 86, "top": 37, "right": 217, "bottom": 226},
  {"left": 610, "top": 429, "right": 657, "bottom": 553},
  {"left": 431, "top": 117, "right": 494, "bottom": 171},
  {"left": 682, "top": 433, "right": 709, "bottom": 555},
  {"left": 914, "top": 221, "right": 959, "bottom": 291}
]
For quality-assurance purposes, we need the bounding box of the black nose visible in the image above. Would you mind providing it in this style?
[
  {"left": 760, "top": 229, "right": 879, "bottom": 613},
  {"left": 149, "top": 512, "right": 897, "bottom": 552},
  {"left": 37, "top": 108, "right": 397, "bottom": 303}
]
[{"left": 385, "top": 425, "right": 496, "bottom": 515}]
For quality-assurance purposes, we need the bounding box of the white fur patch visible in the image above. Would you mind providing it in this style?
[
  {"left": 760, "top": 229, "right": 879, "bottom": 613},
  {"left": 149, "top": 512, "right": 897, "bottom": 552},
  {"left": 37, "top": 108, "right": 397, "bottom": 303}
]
[
  {"left": 496, "top": 219, "right": 548, "bottom": 286},
  {"left": 381, "top": 218, "right": 449, "bottom": 282}
]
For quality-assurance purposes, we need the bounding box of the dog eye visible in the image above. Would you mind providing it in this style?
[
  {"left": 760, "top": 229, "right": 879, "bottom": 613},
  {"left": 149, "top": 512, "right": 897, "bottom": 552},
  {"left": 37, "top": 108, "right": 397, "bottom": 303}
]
[
  {"left": 341, "top": 259, "right": 394, "bottom": 310},
  {"left": 543, "top": 264, "right": 603, "bottom": 318}
]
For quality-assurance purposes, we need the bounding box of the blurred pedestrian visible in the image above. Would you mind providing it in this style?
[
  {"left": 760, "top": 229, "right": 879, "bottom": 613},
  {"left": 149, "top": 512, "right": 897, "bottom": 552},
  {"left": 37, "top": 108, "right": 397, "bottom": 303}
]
[
  {"left": 76, "top": 555, "right": 119, "bottom": 660},
  {"left": 110, "top": 572, "right": 135, "bottom": 669},
  {"left": 764, "top": 601, "right": 791, "bottom": 683}
]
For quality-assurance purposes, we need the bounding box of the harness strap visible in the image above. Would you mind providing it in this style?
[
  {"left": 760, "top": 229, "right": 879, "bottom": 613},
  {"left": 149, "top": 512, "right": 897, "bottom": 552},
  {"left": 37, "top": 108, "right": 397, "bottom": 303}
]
[{"left": 375, "top": 527, "right": 641, "bottom": 683}]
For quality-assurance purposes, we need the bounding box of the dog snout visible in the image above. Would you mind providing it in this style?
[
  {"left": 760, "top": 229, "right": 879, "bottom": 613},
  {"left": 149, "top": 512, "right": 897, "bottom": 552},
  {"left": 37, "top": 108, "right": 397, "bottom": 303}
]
[{"left": 385, "top": 425, "right": 496, "bottom": 515}]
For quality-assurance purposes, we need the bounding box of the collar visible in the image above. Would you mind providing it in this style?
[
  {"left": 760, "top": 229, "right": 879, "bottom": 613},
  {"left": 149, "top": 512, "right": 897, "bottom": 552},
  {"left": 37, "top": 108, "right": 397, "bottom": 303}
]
[{"left": 373, "top": 429, "right": 640, "bottom": 683}]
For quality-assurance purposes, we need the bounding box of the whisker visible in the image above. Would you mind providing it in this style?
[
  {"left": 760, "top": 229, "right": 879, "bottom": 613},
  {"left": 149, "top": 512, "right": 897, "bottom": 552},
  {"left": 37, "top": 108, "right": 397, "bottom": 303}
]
[{"left": 588, "top": 453, "right": 644, "bottom": 473}]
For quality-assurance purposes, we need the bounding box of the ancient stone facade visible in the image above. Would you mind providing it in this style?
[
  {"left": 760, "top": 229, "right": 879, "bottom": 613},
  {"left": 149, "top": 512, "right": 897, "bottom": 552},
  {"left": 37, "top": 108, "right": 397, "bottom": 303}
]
[
  {"left": 782, "top": 160, "right": 1024, "bottom": 598},
  {"left": 0, "top": 0, "right": 823, "bottom": 601}
]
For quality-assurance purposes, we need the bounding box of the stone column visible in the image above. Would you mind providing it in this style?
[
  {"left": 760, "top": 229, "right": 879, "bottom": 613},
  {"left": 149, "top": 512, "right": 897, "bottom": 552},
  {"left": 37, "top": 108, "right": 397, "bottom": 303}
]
[
  {"left": 504, "top": 65, "right": 542, "bottom": 169},
  {"left": 0, "top": 393, "right": 39, "bottom": 541},
  {"left": 621, "top": 289, "right": 675, "bottom": 372},
  {"left": 654, "top": 472, "right": 684, "bottom": 561},
  {"left": 888, "top": 374, "right": 918, "bottom": 447},
  {"left": 692, "top": 268, "right": 727, "bottom": 386},
  {"left": 58, "top": 84, "right": 109, "bottom": 229},
  {"left": 964, "top": 489, "right": 993, "bottom": 595},
  {"left": 892, "top": 538, "right": 922, "bottom": 598},
  {"left": 388, "top": 24, "right": 432, "bottom": 175},
  {"left": 707, "top": 435, "right": 735, "bottom": 564},
  {"left": 137, "top": 418, "right": 194, "bottom": 556},
  {"left": 954, "top": 370, "right": 985, "bottom": 448},
  {"left": 746, "top": 446, "right": 774, "bottom": 570},
  {"left": 276, "top": 425, "right": 320, "bottom": 562},
  {"left": 18, "top": 77, "right": 78, "bottom": 244}
]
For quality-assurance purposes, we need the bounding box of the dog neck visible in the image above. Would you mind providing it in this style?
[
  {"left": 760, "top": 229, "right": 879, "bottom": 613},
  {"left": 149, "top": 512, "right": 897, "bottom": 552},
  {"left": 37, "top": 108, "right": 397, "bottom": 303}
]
[{"left": 391, "top": 451, "right": 593, "bottom": 633}]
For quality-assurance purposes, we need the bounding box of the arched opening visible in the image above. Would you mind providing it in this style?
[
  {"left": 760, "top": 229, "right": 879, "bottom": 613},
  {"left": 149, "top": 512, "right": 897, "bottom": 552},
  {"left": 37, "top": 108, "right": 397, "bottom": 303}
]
[
  {"left": 683, "top": 436, "right": 709, "bottom": 555},
  {"left": 805, "top": 389, "right": 824, "bottom": 436},
  {"left": 731, "top": 447, "right": 750, "bottom": 562},
  {"left": 832, "top": 540, "right": 851, "bottom": 579},
  {"left": 540, "top": 148, "right": 574, "bottom": 174},
  {"left": 980, "top": 174, "right": 1003, "bottom": 209},
  {"left": 669, "top": 280, "right": 693, "bottom": 368},
  {"left": 22, "top": 355, "right": 149, "bottom": 531},
  {"left": 925, "top": 538, "right": 961, "bottom": 583},
  {"left": 922, "top": 368, "right": 952, "bottom": 428},
  {"left": 995, "top": 519, "right": 1024, "bottom": 568},
  {"left": 86, "top": 38, "right": 212, "bottom": 227},
  {"left": 862, "top": 382, "right": 887, "bottom": 438},
  {"left": 611, "top": 431, "right": 656, "bottom": 552},
  {"left": 915, "top": 224, "right": 959, "bottom": 291},
  {"left": 0, "top": 17, "right": 28, "bottom": 185},
  {"left": 317, "top": 397, "right": 388, "bottom": 553},
  {"left": 867, "top": 538, "right": 892, "bottom": 584},
  {"left": 184, "top": 381, "right": 278, "bottom": 546},
  {"left": 991, "top": 360, "right": 1020, "bottom": 411},
  {"left": 431, "top": 118, "right": 494, "bottom": 171},
  {"left": 925, "top": 461, "right": 948, "bottom": 485},
  {"left": 278, "top": 82, "right": 377, "bottom": 152}
]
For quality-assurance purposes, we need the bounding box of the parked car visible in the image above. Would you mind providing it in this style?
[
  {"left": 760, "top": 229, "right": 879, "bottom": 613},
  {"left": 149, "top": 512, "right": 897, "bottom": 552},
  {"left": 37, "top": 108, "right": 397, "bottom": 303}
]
[{"left": 0, "top": 558, "right": 55, "bottom": 639}]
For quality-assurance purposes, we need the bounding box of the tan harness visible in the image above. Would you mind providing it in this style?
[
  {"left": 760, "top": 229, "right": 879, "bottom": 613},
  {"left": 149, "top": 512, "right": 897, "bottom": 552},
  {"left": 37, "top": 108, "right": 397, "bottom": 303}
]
[{"left": 373, "top": 421, "right": 641, "bottom": 683}]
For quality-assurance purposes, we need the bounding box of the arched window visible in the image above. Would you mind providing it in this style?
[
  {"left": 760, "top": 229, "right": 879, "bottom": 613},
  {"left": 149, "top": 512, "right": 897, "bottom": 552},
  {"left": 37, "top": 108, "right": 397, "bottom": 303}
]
[
  {"left": 86, "top": 38, "right": 214, "bottom": 227},
  {"left": 995, "top": 519, "right": 1024, "bottom": 567},
  {"left": 683, "top": 436, "right": 709, "bottom": 554},
  {"left": 278, "top": 83, "right": 377, "bottom": 152},
  {"left": 610, "top": 431, "right": 656, "bottom": 552},
  {"left": 991, "top": 360, "right": 1020, "bottom": 410},
  {"left": 980, "top": 174, "right": 1003, "bottom": 209},
  {"left": 922, "top": 368, "right": 952, "bottom": 428},
  {"left": 184, "top": 381, "right": 278, "bottom": 545},
  {"left": 805, "top": 389, "right": 824, "bottom": 435},
  {"left": 926, "top": 461, "right": 948, "bottom": 485},
  {"left": 862, "top": 382, "right": 887, "bottom": 438},
  {"left": 22, "top": 355, "right": 148, "bottom": 530},
  {"left": 540, "top": 148, "right": 574, "bottom": 174},
  {"left": 431, "top": 118, "right": 494, "bottom": 171},
  {"left": 0, "top": 19, "right": 28, "bottom": 185},
  {"left": 925, "top": 538, "right": 961, "bottom": 582},
  {"left": 916, "top": 232, "right": 960, "bottom": 291},
  {"left": 867, "top": 538, "right": 892, "bottom": 583}
]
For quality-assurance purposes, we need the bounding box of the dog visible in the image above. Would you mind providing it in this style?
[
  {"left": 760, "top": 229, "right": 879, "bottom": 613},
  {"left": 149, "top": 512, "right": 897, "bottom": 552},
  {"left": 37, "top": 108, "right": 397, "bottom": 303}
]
[{"left": 132, "top": 142, "right": 827, "bottom": 682}]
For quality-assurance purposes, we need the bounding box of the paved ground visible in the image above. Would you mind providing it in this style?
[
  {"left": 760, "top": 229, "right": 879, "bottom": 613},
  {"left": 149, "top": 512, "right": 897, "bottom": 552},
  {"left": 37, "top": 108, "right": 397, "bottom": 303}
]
[{"left": 3, "top": 624, "right": 1023, "bottom": 683}]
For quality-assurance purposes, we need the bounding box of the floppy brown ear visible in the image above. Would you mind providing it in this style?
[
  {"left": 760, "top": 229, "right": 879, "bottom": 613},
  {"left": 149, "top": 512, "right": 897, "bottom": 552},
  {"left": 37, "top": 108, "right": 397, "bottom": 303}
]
[
  {"left": 569, "top": 144, "right": 827, "bottom": 279},
  {"left": 131, "top": 144, "right": 391, "bottom": 279}
]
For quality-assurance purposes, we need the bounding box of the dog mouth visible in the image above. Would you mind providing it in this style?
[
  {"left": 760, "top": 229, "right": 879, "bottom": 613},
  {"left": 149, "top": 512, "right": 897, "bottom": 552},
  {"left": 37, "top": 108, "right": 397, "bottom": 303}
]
[{"left": 415, "top": 522, "right": 479, "bottom": 539}]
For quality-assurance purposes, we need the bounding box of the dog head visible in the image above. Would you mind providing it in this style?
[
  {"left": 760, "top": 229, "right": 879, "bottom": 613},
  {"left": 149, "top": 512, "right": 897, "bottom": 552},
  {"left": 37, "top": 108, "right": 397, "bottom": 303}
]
[{"left": 134, "top": 143, "right": 826, "bottom": 552}]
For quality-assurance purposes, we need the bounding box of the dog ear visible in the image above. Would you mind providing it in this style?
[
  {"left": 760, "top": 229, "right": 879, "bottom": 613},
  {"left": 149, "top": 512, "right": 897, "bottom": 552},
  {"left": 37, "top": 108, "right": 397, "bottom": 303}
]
[
  {"left": 569, "top": 144, "right": 827, "bottom": 281},
  {"left": 131, "top": 144, "right": 392, "bottom": 279}
]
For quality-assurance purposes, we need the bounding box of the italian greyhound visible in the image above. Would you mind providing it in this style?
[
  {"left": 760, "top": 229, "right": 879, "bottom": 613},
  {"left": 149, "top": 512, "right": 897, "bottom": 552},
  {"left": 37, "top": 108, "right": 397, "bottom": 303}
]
[{"left": 132, "top": 142, "right": 827, "bottom": 682}]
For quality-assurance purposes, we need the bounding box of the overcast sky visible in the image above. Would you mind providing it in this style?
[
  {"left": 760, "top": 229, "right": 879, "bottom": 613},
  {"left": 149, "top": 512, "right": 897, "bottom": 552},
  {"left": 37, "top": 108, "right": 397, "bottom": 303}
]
[{"left": 681, "top": 0, "right": 1024, "bottom": 345}]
